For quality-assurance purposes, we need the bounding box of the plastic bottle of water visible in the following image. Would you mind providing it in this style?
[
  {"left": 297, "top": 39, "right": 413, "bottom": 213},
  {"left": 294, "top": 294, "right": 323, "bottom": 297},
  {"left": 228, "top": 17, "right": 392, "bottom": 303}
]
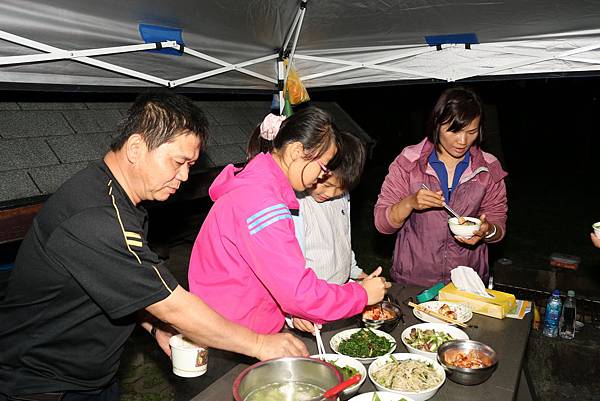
[
  {"left": 559, "top": 290, "right": 576, "bottom": 339},
  {"left": 542, "top": 289, "right": 562, "bottom": 338}
]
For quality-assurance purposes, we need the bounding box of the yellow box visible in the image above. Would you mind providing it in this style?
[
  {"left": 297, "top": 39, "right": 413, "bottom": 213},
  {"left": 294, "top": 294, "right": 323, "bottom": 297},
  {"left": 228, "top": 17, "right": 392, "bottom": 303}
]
[{"left": 438, "top": 283, "right": 516, "bottom": 319}]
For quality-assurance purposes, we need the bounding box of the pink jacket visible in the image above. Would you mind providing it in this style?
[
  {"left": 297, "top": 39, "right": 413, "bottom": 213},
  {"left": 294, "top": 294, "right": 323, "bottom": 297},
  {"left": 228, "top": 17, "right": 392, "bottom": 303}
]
[
  {"left": 374, "top": 138, "right": 508, "bottom": 287},
  {"left": 188, "top": 153, "right": 368, "bottom": 334}
]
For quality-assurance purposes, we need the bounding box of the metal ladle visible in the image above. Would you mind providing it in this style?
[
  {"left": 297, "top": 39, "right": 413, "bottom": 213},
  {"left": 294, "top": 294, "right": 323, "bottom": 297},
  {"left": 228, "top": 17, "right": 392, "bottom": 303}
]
[{"left": 306, "top": 374, "right": 362, "bottom": 401}]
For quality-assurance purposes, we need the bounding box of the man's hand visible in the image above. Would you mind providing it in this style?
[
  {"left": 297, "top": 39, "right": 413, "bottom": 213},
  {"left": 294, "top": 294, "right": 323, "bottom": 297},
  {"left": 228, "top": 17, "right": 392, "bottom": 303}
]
[
  {"left": 591, "top": 232, "right": 600, "bottom": 249},
  {"left": 154, "top": 323, "right": 178, "bottom": 358},
  {"left": 254, "top": 333, "right": 309, "bottom": 360}
]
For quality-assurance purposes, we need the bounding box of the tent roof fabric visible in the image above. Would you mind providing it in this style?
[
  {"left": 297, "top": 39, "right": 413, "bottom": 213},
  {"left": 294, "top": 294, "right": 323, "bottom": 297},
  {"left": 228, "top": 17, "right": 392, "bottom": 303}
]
[
  {"left": 0, "top": 99, "right": 372, "bottom": 206},
  {"left": 1, "top": 1, "right": 600, "bottom": 90}
]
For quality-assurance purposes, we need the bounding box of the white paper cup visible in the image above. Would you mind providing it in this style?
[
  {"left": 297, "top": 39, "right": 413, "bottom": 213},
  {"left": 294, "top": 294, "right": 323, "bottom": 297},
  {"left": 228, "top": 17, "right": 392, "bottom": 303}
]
[
  {"left": 169, "top": 334, "right": 208, "bottom": 377},
  {"left": 593, "top": 222, "right": 600, "bottom": 239}
]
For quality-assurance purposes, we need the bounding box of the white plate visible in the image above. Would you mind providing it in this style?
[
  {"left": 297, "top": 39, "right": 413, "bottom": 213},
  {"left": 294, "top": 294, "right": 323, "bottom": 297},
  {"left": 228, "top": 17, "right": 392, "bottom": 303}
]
[
  {"left": 310, "top": 353, "right": 366, "bottom": 396},
  {"left": 368, "top": 353, "right": 446, "bottom": 401},
  {"left": 401, "top": 323, "right": 469, "bottom": 360},
  {"left": 330, "top": 328, "right": 396, "bottom": 365},
  {"left": 348, "top": 391, "right": 416, "bottom": 401},
  {"left": 412, "top": 301, "right": 472, "bottom": 324}
]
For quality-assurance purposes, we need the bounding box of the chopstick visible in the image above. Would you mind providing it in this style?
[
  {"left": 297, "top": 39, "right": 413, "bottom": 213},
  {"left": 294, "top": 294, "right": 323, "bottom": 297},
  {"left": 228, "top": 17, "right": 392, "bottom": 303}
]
[
  {"left": 421, "top": 183, "right": 461, "bottom": 219},
  {"left": 314, "top": 324, "right": 326, "bottom": 357},
  {"left": 408, "top": 301, "right": 468, "bottom": 328}
]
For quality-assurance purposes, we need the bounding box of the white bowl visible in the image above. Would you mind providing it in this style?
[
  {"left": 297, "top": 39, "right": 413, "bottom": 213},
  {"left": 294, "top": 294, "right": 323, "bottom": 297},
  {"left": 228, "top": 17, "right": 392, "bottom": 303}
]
[
  {"left": 330, "top": 328, "right": 397, "bottom": 365},
  {"left": 348, "top": 391, "right": 417, "bottom": 401},
  {"left": 593, "top": 222, "right": 600, "bottom": 239},
  {"left": 448, "top": 217, "right": 481, "bottom": 238},
  {"left": 401, "top": 323, "right": 469, "bottom": 360},
  {"left": 368, "top": 353, "right": 446, "bottom": 401},
  {"left": 412, "top": 301, "right": 473, "bottom": 325},
  {"left": 310, "top": 353, "right": 366, "bottom": 396}
]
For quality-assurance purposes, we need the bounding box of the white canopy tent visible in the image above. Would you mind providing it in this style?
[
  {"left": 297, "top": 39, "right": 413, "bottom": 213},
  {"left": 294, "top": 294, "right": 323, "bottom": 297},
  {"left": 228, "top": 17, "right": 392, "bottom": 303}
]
[{"left": 1, "top": 0, "right": 599, "bottom": 100}]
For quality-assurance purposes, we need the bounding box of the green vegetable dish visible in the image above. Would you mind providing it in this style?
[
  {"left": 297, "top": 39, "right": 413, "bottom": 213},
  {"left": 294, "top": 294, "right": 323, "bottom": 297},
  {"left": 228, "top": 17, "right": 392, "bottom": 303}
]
[
  {"left": 337, "top": 329, "right": 394, "bottom": 358},
  {"left": 327, "top": 359, "right": 359, "bottom": 381},
  {"left": 404, "top": 328, "right": 453, "bottom": 352}
]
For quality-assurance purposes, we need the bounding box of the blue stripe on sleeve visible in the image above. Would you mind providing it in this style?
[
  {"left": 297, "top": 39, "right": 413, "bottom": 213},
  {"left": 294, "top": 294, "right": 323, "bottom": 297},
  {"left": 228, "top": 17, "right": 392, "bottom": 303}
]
[
  {"left": 248, "top": 209, "right": 291, "bottom": 230},
  {"left": 249, "top": 214, "right": 292, "bottom": 235},
  {"left": 246, "top": 203, "right": 287, "bottom": 224}
]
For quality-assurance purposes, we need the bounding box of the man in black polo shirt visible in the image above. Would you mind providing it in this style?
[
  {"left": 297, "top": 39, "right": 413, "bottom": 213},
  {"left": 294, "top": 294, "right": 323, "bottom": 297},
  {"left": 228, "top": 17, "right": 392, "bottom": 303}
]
[{"left": 0, "top": 92, "right": 307, "bottom": 401}]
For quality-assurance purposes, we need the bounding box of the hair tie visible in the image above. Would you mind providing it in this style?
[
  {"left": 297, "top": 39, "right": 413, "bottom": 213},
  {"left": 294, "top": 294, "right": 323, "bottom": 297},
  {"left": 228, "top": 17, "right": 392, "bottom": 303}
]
[{"left": 259, "top": 113, "right": 286, "bottom": 141}]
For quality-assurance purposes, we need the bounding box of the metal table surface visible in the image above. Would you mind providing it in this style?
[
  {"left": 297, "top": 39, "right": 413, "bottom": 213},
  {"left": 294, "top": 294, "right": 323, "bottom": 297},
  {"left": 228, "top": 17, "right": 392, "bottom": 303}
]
[{"left": 190, "top": 284, "right": 532, "bottom": 401}]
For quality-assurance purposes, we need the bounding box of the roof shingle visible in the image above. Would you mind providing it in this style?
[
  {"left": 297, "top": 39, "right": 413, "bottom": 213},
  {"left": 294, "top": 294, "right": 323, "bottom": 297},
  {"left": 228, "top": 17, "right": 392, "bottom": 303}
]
[
  {"left": 0, "top": 111, "right": 74, "bottom": 138},
  {"left": 0, "top": 138, "right": 59, "bottom": 172},
  {"left": 0, "top": 171, "right": 40, "bottom": 202}
]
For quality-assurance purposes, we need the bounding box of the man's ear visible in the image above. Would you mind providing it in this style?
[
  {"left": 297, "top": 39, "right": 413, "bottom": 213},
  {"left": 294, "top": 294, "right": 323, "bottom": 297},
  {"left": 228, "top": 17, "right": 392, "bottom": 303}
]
[{"left": 125, "top": 134, "right": 145, "bottom": 164}]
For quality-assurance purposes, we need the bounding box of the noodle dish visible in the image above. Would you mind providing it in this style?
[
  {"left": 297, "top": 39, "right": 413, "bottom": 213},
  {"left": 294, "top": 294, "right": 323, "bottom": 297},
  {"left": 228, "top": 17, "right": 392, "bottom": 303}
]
[{"left": 368, "top": 353, "right": 445, "bottom": 401}]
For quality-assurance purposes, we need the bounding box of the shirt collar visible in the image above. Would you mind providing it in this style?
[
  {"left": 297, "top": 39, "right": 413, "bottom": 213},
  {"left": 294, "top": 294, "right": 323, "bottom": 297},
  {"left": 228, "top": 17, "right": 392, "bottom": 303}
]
[{"left": 428, "top": 148, "right": 471, "bottom": 202}]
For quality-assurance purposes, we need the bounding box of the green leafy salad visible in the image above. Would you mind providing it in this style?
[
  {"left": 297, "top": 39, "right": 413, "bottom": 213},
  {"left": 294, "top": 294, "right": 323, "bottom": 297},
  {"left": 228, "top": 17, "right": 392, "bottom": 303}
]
[
  {"left": 326, "top": 359, "right": 359, "bottom": 381},
  {"left": 337, "top": 329, "right": 394, "bottom": 358},
  {"left": 404, "top": 328, "right": 454, "bottom": 352}
]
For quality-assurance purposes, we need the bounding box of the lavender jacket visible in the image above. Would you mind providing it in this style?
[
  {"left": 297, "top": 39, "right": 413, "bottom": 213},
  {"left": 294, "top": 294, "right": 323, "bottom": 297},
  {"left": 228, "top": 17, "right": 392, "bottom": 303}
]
[{"left": 374, "top": 138, "right": 508, "bottom": 287}]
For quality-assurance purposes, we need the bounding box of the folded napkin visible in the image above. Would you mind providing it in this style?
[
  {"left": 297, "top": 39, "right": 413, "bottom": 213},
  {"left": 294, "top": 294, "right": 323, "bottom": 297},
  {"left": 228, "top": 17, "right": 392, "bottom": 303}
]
[{"left": 450, "top": 266, "right": 493, "bottom": 298}]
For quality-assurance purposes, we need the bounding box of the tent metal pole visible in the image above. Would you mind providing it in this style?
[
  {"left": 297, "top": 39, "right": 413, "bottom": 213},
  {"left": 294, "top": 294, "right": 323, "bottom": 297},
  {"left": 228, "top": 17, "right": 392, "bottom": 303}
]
[
  {"left": 278, "top": 58, "right": 285, "bottom": 115},
  {"left": 295, "top": 47, "right": 433, "bottom": 66},
  {"left": 78, "top": 58, "right": 171, "bottom": 86},
  {"left": 281, "top": 5, "right": 303, "bottom": 52},
  {"left": 475, "top": 43, "right": 548, "bottom": 58},
  {"left": 561, "top": 56, "right": 600, "bottom": 65},
  {"left": 181, "top": 47, "right": 276, "bottom": 84},
  {"left": 300, "top": 47, "right": 443, "bottom": 81},
  {"left": 453, "top": 41, "right": 600, "bottom": 81},
  {"left": 0, "top": 30, "right": 170, "bottom": 86},
  {"left": 284, "top": 1, "right": 307, "bottom": 83},
  {"left": 0, "top": 41, "right": 178, "bottom": 66},
  {"left": 170, "top": 53, "right": 278, "bottom": 87}
]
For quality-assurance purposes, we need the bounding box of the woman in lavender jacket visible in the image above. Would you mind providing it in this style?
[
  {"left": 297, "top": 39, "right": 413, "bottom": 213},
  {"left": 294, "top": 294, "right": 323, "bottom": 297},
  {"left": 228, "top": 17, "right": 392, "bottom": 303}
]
[{"left": 374, "top": 87, "right": 508, "bottom": 287}]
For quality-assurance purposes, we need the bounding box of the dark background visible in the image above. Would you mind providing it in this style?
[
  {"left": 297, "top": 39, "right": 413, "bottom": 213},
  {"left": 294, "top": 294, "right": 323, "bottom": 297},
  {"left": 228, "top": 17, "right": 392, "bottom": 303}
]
[
  {"left": 1, "top": 77, "right": 600, "bottom": 295},
  {"left": 311, "top": 77, "right": 600, "bottom": 295}
]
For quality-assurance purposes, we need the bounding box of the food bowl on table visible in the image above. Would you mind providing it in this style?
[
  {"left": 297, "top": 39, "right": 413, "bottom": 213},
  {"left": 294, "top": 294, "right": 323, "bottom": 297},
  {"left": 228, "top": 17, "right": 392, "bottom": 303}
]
[
  {"left": 361, "top": 301, "right": 403, "bottom": 332},
  {"left": 232, "top": 356, "right": 342, "bottom": 401},
  {"left": 310, "top": 353, "right": 366, "bottom": 396},
  {"left": 437, "top": 339, "right": 498, "bottom": 385},
  {"left": 348, "top": 391, "right": 417, "bottom": 401},
  {"left": 412, "top": 301, "right": 473, "bottom": 325},
  {"left": 401, "top": 323, "right": 469, "bottom": 360},
  {"left": 448, "top": 217, "right": 481, "bottom": 239},
  {"left": 368, "top": 353, "right": 446, "bottom": 401},
  {"left": 330, "top": 328, "right": 396, "bottom": 364}
]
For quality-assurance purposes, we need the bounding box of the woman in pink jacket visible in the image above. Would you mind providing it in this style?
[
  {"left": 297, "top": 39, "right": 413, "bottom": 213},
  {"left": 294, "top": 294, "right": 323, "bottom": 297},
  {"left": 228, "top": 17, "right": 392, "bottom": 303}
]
[
  {"left": 189, "top": 108, "right": 388, "bottom": 334},
  {"left": 375, "top": 87, "right": 508, "bottom": 287}
]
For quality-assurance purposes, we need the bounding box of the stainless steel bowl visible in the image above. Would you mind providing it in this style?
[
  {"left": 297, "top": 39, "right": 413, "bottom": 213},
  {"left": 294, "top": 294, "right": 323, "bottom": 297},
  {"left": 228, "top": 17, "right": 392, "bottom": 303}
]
[
  {"left": 437, "top": 340, "right": 498, "bottom": 386},
  {"left": 360, "top": 301, "right": 403, "bottom": 332},
  {"left": 232, "top": 357, "right": 342, "bottom": 401}
]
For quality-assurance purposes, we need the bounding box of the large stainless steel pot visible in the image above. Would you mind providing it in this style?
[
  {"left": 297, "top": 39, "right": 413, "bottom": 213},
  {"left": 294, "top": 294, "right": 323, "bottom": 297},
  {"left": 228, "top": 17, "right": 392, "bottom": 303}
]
[{"left": 232, "top": 357, "right": 342, "bottom": 401}]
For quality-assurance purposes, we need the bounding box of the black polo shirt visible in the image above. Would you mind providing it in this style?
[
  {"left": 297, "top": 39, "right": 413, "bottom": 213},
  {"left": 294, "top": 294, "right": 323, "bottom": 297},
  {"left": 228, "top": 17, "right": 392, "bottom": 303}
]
[{"left": 0, "top": 161, "right": 179, "bottom": 394}]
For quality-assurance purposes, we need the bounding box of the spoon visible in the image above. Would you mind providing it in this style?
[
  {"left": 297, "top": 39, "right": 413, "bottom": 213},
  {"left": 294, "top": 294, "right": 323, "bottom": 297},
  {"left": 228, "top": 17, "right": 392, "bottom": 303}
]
[
  {"left": 420, "top": 183, "right": 461, "bottom": 219},
  {"left": 306, "top": 374, "right": 362, "bottom": 401}
]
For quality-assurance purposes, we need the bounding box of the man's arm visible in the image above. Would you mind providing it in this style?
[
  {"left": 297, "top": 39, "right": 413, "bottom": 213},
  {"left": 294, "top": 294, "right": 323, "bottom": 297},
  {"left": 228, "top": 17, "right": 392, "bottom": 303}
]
[{"left": 146, "top": 286, "right": 308, "bottom": 360}]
